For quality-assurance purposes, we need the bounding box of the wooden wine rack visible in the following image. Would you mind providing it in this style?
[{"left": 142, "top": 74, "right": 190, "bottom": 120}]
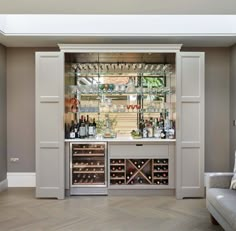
[{"left": 109, "top": 158, "right": 169, "bottom": 186}]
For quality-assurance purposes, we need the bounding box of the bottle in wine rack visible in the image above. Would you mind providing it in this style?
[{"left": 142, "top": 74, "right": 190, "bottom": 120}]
[
  {"left": 155, "top": 180, "right": 161, "bottom": 185},
  {"left": 156, "top": 159, "right": 161, "bottom": 164},
  {"left": 155, "top": 173, "right": 161, "bottom": 178},
  {"left": 111, "top": 166, "right": 116, "bottom": 171},
  {"left": 162, "top": 166, "right": 168, "bottom": 171},
  {"left": 162, "top": 159, "right": 168, "bottom": 164},
  {"left": 162, "top": 173, "right": 168, "bottom": 178},
  {"left": 138, "top": 178, "right": 143, "bottom": 184},
  {"left": 156, "top": 166, "right": 161, "bottom": 171},
  {"left": 111, "top": 160, "right": 116, "bottom": 164},
  {"left": 118, "top": 166, "right": 122, "bottom": 171},
  {"left": 148, "top": 175, "right": 152, "bottom": 180},
  {"left": 118, "top": 159, "right": 122, "bottom": 164},
  {"left": 130, "top": 180, "right": 134, "bottom": 184},
  {"left": 162, "top": 180, "right": 168, "bottom": 185},
  {"left": 111, "top": 173, "right": 116, "bottom": 178}
]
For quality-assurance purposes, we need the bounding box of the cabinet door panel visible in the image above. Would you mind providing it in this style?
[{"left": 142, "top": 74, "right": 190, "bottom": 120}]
[
  {"left": 181, "top": 102, "right": 200, "bottom": 142},
  {"left": 36, "top": 52, "right": 64, "bottom": 199},
  {"left": 176, "top": 52, "right": 204, "bottom": 199}
]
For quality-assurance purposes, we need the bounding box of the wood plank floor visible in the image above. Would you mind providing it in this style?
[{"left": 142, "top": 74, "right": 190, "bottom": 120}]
[{"left": 0, "top": 188, "right": 223, "bottom": 231}]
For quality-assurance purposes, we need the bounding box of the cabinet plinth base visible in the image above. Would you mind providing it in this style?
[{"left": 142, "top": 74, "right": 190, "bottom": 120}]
[
  {"left": 70, "top": 187, "right": 108, "bottom": 195},
  {"left": 108, "top": 189, "right": 175, "bottom": 196}
]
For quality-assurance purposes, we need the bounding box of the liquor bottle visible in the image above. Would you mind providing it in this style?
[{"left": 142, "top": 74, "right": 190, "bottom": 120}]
[
  {"left": 142, "top": 122, "right": 148, "bottom": 138},
  {"left": 159, "top": 112, "right": 165, "bottom": 128},
  {"left": 160, "top": 128, "right": 166, "bottom": 139}
]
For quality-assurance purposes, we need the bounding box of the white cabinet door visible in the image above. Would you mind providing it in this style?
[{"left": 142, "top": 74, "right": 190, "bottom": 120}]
[
  {"left": 176, "top": 52, "right": 205, "bottom": 199},
  {"left": 35, "top": 52, "right": 64, "bottom": 199}
]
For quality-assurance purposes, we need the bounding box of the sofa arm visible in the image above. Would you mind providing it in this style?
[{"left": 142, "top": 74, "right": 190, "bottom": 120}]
[{"left": 206, "top": 173, "right": 234, "bottom": 189}]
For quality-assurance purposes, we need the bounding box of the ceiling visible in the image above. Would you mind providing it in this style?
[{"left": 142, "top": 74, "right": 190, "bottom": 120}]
[
  {"left": 1, "top": 0, "right": 236, "bottom": 14},
  {"left": 0, "top": 1, "right": 236, "bottom": 47}
]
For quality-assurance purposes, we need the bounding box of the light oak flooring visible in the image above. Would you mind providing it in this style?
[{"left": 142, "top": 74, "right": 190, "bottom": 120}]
[{"left": 0, "top": 188, "right": 223, "bottom": 231}]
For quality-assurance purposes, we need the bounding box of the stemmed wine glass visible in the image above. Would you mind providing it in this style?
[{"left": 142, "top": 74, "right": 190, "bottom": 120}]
[{"left": 126, "top": 105, "right": 131, "bottom": 112}]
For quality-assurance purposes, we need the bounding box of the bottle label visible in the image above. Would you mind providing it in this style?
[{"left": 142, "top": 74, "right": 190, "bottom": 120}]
[
  {"left": 79, "top": 127, "right": 86, "bottom": 137},
  {"left": 88, "top": 126, "right": 94, "bottom": 136},
  {"left": 70, "top": 132, "right": 75, "bottom": 139}
]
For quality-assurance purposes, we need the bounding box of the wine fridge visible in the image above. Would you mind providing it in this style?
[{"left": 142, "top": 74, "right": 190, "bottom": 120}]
[{"left": 70, "top": 142, "right": 107, "bottom": 195}]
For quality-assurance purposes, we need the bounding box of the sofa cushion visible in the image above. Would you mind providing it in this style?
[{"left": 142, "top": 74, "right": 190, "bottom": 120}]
[
  {"left": 208, "top": 188, "right": 236, "bottom": 229},
  {"left": 230, "top": 151, "right": 236, "bottom": 189}
]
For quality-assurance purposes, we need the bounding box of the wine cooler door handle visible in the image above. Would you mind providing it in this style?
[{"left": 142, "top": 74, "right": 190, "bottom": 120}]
[{"left": 136, "top": 144, "right": 143, "bottom": 146}]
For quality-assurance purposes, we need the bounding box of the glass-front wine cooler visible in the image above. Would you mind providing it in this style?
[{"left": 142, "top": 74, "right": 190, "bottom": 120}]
[{"left": 70, "top": 142, "right": 107, "bottom": 195}]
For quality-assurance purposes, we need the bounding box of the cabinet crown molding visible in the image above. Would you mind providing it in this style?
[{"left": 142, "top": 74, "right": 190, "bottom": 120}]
[{"left": 58, "top": 44, "right": 182, "bottom": 53}]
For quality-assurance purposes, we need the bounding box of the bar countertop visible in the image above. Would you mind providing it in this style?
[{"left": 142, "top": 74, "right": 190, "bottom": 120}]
[{"left": 65, "top": 137, "right": 176, "bottom": 143}]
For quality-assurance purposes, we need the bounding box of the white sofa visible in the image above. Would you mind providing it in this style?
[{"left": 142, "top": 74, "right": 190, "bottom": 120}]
[{"left": 206, "top": 173, "right": 236, "bottom": 231}]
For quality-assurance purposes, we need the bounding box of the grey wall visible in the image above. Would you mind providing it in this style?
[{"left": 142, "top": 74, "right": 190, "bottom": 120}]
[
  {"left": 230, "top": 45, "right": 236, "bottom": 170},
  {"left": 7, "top": 47, "right": 58, "bottom": 172},
  {"left": 6, "top": 47, "right": 231, "bottom": 172},
  {"left": 183, "top": 47, "right": 231, "bottom": 172},
  {"left": 0, "top": 44, "right": 7, "bottom": 181}
]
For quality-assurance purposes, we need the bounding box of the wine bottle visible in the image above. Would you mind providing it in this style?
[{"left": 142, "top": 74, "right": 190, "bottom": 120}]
[
  {"left": 156, "top": 166, "right": 161, "bottom": 171},
  {"left": 156, "top": 180, "right": 161, "bottom": 185},
  {"left": 162, "top": 166, "right": 168, "bottom": 171},
  {"left": 93, "top": 118, "right": 97, "bottom": 136},
  {"left": 79, "top": 116, "right": 86, "bottom": 138},
  {"left": 148, "top": 175, "right": 152, "bottom": 180},
  {"left": 69, "top": 120, "right": 76, "bottom": 139},
  {"left": 88, "top": 118, "right": 94, "bottom": 137},
  {"left": 162, "top": 173, "right": 167, "bottom": 178},
  {"left": 162, "top": 159, "right": 168, "bottom": 164}
]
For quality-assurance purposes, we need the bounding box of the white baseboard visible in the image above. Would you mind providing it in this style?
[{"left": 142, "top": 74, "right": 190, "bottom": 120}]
[
  {"left": 4, "top": 172, "right": 218, "bottom": 188},
  {"left": 7, "top": 172, "right": 36, "bottom": 187},
  {"left": 0, "top": 179, "right": 8, "bottom": 192}
]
